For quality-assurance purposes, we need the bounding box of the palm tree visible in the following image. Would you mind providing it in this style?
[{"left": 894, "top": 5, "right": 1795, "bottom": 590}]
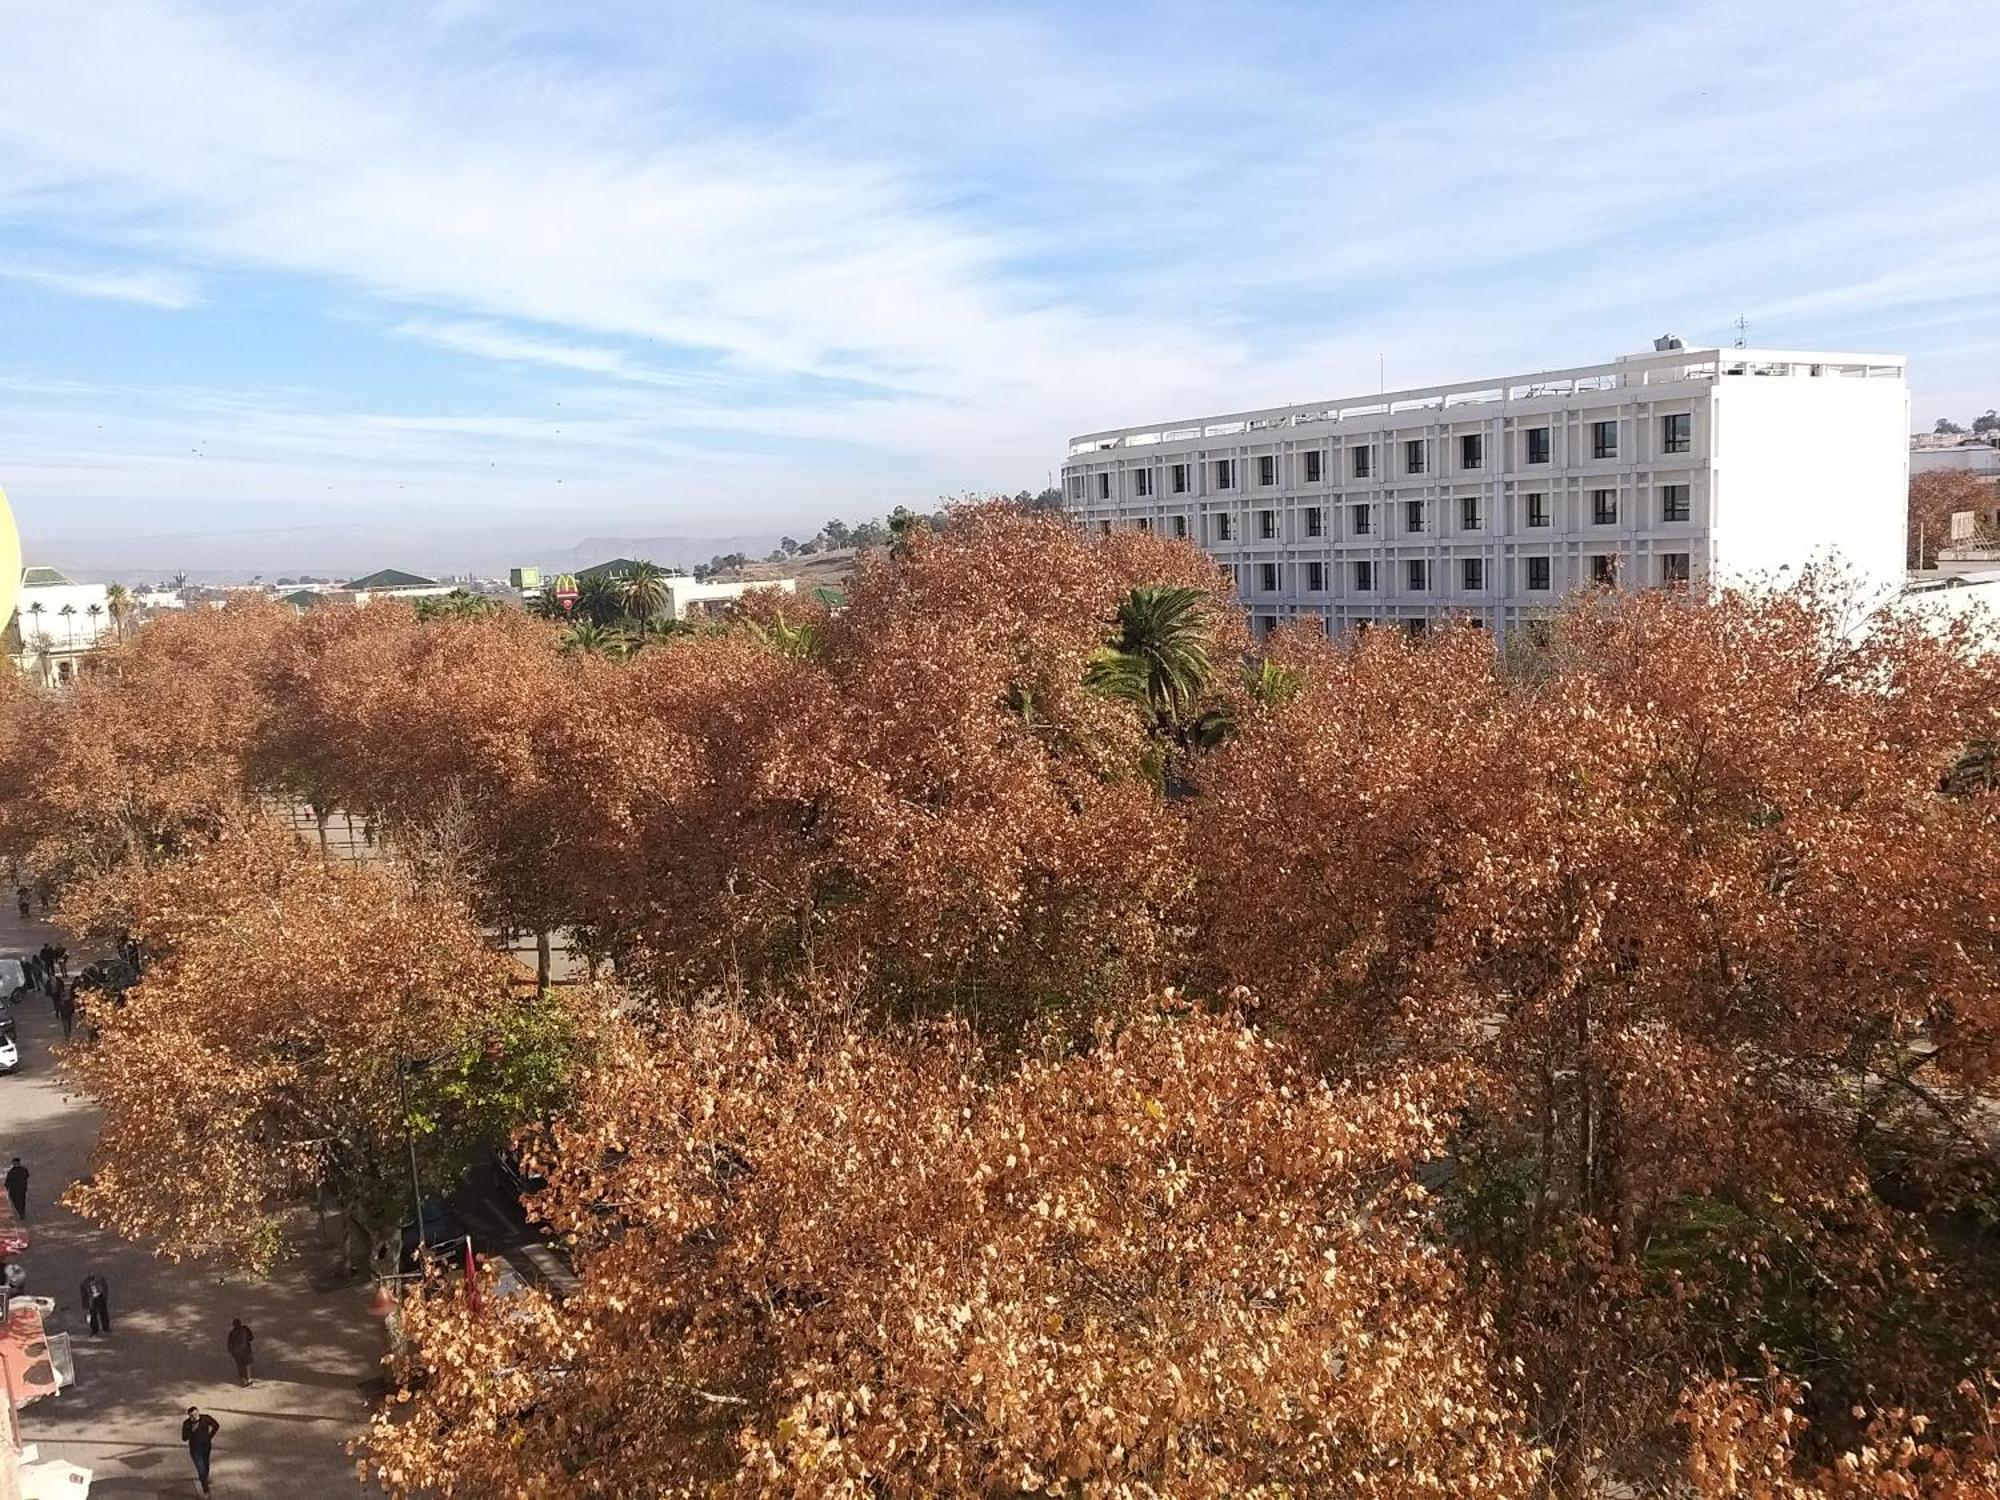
[
  {"left": 743, "top": 610, "right": 820, "bottom": 660},
  {"left": 1085, "top": 586, "right": 1216, "bottom": 734},
  {"left": 620, "top": 560, "right": 672, "bottom": 636},
  {"left": 559, "top": 621, "right": 631, "bottom": 658},
  {"left": 413, "top": 590, "right": 499, "bottom": 622},
  {"left": 104, "top": 583, "right": 131, "bottom": 639},
  {"left": 58, "top": 603, "right": 77, "bottom": 650},
  {"left": 85, "top": 602, "right": 106, "bottom": 644},
  {"left": 26, "top": 601, "right": 44, "bottom": 642},
  {"left": 574, "top": 573, "right": 626, "bottom": 628}
]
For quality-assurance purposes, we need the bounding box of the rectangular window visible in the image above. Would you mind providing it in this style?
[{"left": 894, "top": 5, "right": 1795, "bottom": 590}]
[
  {"left": 1353, "top": 447, "right": 1373, "bottom": 479},
  {"left": 1171, "top": 514, "right": 1188, "bottom": 539},
  {"left": 1303, "top": 450, "right": 1323, "bottom": 483},
  {"left": 1258, "top": 509, "right": 1277, "bottom": 539},
  {"left": 1589, "top": 554, "right": 1618, "bottom": 585},
  {"left": 1133, "top": 468, "right": 1153, "bottom": 497},
  {"left": 1526, "top": 492, "right": 1550, "bottom": 528},
  {"left": 1406, "top": 558, "right": 1428, "bottom": 591},
  {"left": 1098, "top": 520, "right": 1112, "bottom": 537},
  {"left": 1526, "top": 427, "right": 1551, "bottom": 464},
  {"left": 1258, "top": 455, "right": 1277, "bottom": 487},
  {"left": 1097, "top": 473, "right": 1112, "bottom": 500},
  {"left": 1214, "top": 459, "right": 1235, "bottom": 490},
  {"left": 1351, "top": 503, "right": 1372, "bottom": 536},
  {"left": 1404, "top": 500, "right": 1425, "bottom": 533},
  {"left": 1462, "top": 557, "right": 1485, "bottom": 590},
  {"left": 1591, "top": 489, "right": 1617, "bottom": 525},
  {"left": 1067, "top": 474, "right": 1084, "bottom": 501},
  {"left": 1662, "top": 552, "right": 1691, "bottom": 585},
  {"left": 1171, "top": 463, "right": 1190, "bottom": 495},
  {"left": 1214, "top": 513, "right": 1234, "bottom": 542},
  {"left": 1460, "top": 496, "right": 1481, "bottom": 530},
  {"left": 1405, "top": 618, "right": 1428, "bottom": 641},
  {"left": 1661, "top": 413, "right": 1692, "bottom": 455},
  {"left": 1592, "top": 420, "right": 1618, "bottom": 460},
  {"left": 1527, "top": 556, "right": 1552, "bottom": 591},
  {"left": 1460, "top": 434, "right": 1483, "bottom": 469},
  {"left": 1259, "top": 562, "right": 1279, "bottom": 592},
  {"left": 1135, "top": 517, "right": 1150, "bottom": 533},
  {"left": 1304, "top": 505, "right": 1324, "bottom": 537},
  {"left": 1306, "top": 561, "right": 1327, "bottom": 591},
  {"left": 1661, "top": 483, "right": 1691, "bottom": 523},
  {"left": 1405, "top": 439, "right": 1427, "bottom": 475},
  {"left": 1354, "top": 560, "right": 1376, "bottom": 591}
]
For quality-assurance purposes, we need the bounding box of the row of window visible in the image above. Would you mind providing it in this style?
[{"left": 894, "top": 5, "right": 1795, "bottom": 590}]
[
  {"left": 1100, "top": 485, "right": 1693, "bottom": 542},
  {"left": 1249, "top": 553, "right": 1691, "bottom": 594},
  {"left": 1087, "top": 414, "right": 1695, "bottom": 499}
]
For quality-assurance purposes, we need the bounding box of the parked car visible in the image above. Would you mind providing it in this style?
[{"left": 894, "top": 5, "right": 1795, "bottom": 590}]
[
  {"left": 492, "top": 1144, "right": 548, "bottom": 1205},
  {"left": 0, "top": 1022, "right": 19, "bottom": 1074},
  {"left": 398, "top": 1200, "right": 468, "bottom": 1274}
]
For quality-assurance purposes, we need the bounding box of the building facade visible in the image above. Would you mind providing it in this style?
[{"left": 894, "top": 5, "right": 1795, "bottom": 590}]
[
  {"left": 5, "top": 567, "right": 114, "bottom": 684},
  {"left": 1062, "top": 345, "right": 1908, "bottom": 638}
]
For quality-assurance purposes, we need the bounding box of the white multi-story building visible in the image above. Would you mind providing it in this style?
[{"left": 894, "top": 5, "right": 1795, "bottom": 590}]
[{"left": 1062, "top": 344, "right": 1909, "bottom": 638}]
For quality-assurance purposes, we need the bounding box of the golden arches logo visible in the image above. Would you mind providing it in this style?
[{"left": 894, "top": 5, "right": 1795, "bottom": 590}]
[{"left": 0, "top": 484, "right": 21, "bottom": 640}]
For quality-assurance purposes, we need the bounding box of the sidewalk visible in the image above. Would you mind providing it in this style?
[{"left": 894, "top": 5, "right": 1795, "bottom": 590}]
[{"left": 2, "top": 907, "right": 386, "bottom": 1497}]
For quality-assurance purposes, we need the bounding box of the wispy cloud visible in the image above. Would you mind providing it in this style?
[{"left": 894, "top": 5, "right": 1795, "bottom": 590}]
[
  {"left": 0, "top": 260, "right": 196, "bottom": 308},
  {"left": 391, "top": 319, "right": 713, "bottom": 389},
  {"left": 0, "top": 0, "right": 1996, "bottom": 565}
]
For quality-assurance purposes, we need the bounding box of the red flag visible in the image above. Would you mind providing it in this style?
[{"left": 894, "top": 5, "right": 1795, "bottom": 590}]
[{"left": 463, "top": 1237, "right": 483, "bottom": 1319}]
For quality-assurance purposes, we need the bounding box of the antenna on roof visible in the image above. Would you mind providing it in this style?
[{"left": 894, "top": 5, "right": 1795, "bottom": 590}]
[{"left": 1733, "top": 315, "right": 1749, "bottom": 349}]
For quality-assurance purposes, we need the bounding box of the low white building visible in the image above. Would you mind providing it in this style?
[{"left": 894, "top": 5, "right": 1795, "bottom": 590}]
[
  {"left": 1063, "top": 343, "right": 1909, "bottom": 638},
  {"left": 6, "top": 567, "right": 114, "bottom": 683},
  {"left": 666, "top": 577, "right": 796, "bottom": 620}
]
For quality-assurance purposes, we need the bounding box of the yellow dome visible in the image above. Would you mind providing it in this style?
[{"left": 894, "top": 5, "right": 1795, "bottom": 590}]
[{"left": 0, "top": 485, "right": 20, "bottom": 641}]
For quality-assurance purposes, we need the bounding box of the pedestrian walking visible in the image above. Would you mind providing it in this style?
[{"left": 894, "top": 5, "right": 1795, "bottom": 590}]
[
  {"left": 4, "top": 1157, "right": 26, "bottom": 1220},
  {"left": 181, "top": 1407, "right": 219, "bottom": 1495},
  {"left": 14, "top": 888, "right": 26, "bottom": 918},
  {"left": 80, "top": 1270, "right": 111, "bottom": 1334},
  {"left": 225, "top": 1317, "right": 255, "bottom": 1385}
]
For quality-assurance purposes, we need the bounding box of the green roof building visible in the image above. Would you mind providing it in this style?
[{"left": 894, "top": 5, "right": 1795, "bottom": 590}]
[{"left": 345, "top": 567, "right": 439, "bottom": 591}]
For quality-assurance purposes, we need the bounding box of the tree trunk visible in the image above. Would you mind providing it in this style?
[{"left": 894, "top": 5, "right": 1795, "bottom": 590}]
[
  {"left": 536, "top": 930, "right": 551, "bottom": 990},
  {"left": 315, "top": 806, "right": 331, "bottom": 863}
]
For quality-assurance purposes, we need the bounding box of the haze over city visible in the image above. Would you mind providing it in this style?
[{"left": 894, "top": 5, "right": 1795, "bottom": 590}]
[{"left": 3, "top": 0, "right": 1997, "bottom": 575}]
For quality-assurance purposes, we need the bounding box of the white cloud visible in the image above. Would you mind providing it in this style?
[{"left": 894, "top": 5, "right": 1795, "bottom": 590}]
[
  {"left": 0, "top": 261, "right": 196, "bottom": 308},
  {"left": 0, "top": 0, "right": 1997, "bottom": 550}
]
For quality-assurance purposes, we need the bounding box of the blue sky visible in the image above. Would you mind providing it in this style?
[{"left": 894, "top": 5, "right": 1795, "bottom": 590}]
[{"left": 1, "top": 0, "right": 1996, "bottom": 574}]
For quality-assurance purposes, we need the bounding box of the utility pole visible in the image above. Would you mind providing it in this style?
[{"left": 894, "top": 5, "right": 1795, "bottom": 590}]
[{"left": 1733, "top": 315, "right": 1749, "bottom": 349}]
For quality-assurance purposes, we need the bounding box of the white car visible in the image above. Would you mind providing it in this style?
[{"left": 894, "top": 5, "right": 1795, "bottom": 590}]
[{"left": 0, "top": 1029, "right": 17, "bottom": 1074}]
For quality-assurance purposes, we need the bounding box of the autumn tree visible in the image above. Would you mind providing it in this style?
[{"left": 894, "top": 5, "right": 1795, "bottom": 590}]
[
  {"left": 63, "top": 823, "right": 574, "bottom": 1270},
  {"left": 0, "top": 600, "right": 291, "bottom": 928},
  {"left": 1191, "top": 579, "right": 2000, "bottom": 1490},
  {"left": 541, "top": 504, "right": 1242, "bottom": 1032},
  {"left": 366, "top": 1006, "right": 1541, "bottom": 1499}
]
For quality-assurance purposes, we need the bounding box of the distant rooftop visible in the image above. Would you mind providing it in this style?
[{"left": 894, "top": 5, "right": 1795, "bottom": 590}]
[
  {"left": 345, "top": 568, "right": 437, "bottom": 590},
  {"left": 21, "top": 566, "right": 74, "bottom": 587}
]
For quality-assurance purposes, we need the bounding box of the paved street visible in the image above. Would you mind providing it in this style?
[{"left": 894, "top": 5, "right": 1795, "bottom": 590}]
[{"left": 2, "top": 908, "right": 386, "bottom": 1498}]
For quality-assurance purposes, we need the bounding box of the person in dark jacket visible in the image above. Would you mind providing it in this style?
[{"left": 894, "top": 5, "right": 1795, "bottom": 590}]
[
  {"left": 181, "top": 1407, "right": 219, "bottom": 1494},
  {"left": 81, "top": 1270, "right": 111, "bottom": 1334},
  {"left": 226, "top": 1317, "right": 255, "bottom": 1385},
  {"left": 4, "top": 1158, "right": 26, "bottom": 1220}
]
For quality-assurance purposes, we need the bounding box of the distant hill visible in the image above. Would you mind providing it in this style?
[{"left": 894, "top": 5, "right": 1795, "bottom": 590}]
[
  {"left": 558, "top": 534, "right": 785, "bottom": 573},
  {"left": 733, "top": 549, "right": 861, "bottom": 590}
]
